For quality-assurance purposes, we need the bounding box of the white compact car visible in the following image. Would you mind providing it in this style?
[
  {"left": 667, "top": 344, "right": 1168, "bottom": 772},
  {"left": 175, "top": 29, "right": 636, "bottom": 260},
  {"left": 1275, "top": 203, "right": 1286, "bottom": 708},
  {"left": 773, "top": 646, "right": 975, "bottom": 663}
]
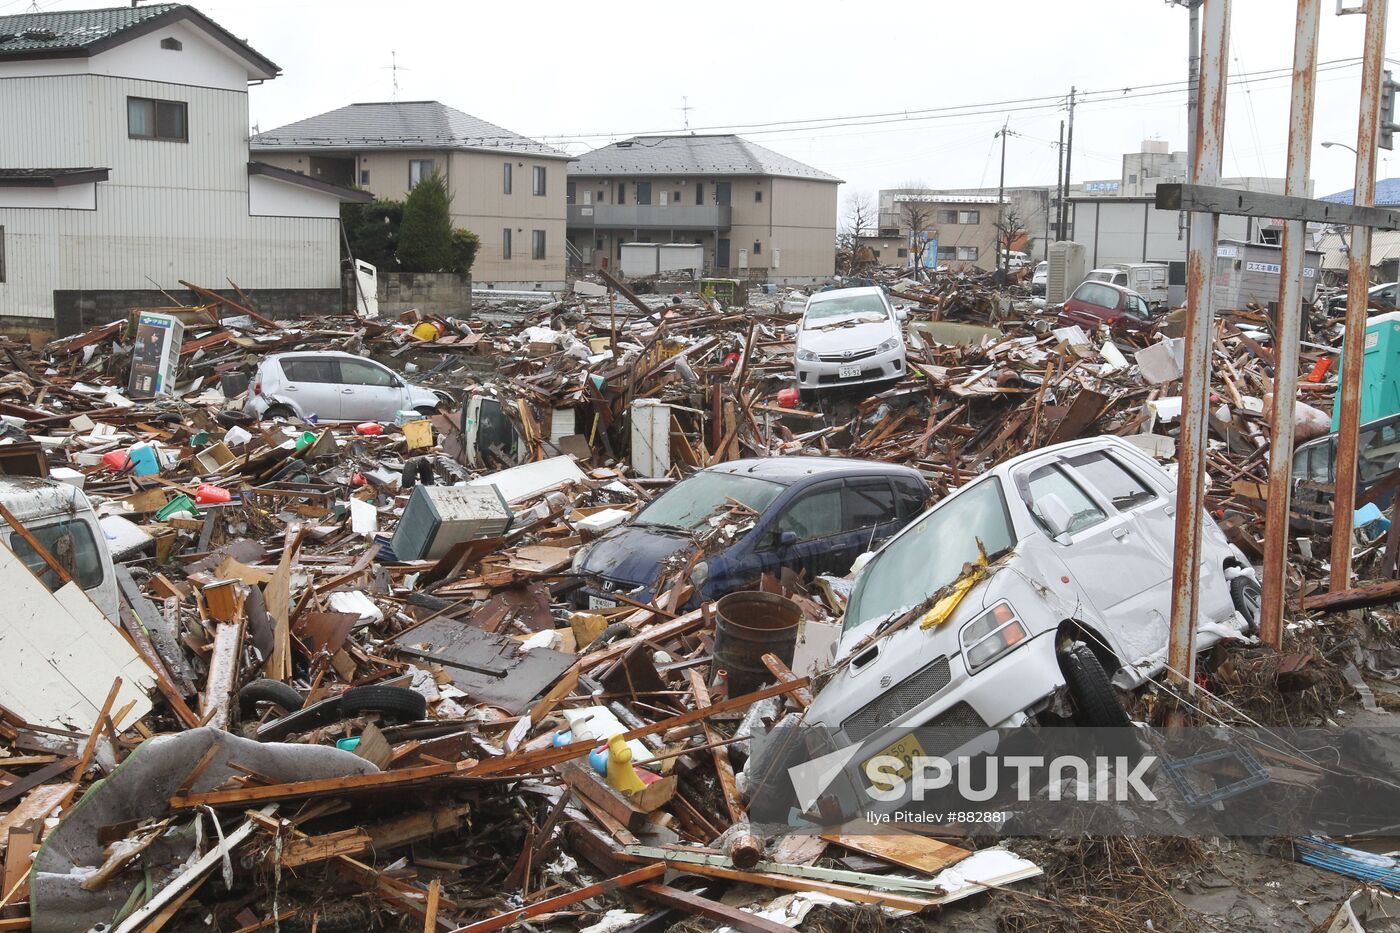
[
  {"left": 1031, "top": 260, "right": 1048, "bottom": 294},
  {"left": 244, "top": 351, "right": 442, "bottom": 423},
  {"left": 806, "top": 435, "right": 1260, "bottom": 750},
  {"left": 793, "top": 287, "right": 907, "bottom": 397}
]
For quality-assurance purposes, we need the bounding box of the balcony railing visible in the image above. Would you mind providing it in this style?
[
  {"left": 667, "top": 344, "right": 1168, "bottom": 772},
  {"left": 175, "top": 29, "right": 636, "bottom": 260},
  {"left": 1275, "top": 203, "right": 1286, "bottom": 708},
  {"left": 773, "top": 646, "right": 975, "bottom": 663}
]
[{"left": 567, "top": 203, "right": 731, "bottom": 231}]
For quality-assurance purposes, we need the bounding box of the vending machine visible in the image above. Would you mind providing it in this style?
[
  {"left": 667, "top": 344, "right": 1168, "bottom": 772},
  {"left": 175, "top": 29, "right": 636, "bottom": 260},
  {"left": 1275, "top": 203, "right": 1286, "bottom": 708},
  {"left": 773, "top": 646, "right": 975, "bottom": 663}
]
[{"left": 127, "top": 311, "right": 183, "bottom": 398}]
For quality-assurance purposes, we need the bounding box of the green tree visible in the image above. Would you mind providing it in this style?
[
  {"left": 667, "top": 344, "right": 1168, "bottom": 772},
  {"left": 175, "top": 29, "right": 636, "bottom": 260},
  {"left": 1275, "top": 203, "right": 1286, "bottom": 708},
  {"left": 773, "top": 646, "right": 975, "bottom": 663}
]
[
  {"left": 341, "top": 199, "right": 403, "bottom": 272},
  {"left": 450, "top": 228, "right": 480, "bottom": 274},
  {"left": 397, "top": 172, "right": 455, "bottom": 272}
]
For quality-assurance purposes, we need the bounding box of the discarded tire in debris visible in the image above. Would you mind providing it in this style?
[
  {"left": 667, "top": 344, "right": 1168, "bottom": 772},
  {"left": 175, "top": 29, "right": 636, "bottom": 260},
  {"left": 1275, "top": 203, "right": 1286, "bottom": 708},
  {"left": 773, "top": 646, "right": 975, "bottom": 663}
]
[
  {"left": 339, "top": 685, "right": 427, "bottom": 723},
  {"left": 1060, "top": 642, "right": 1130, "bottom": 728},
  {"left": 400, "top": 456, "right": 436, "bottom": 489},
  {"left": 713, "top": 591, "right": 801, "bottom": 696},
  {"left": 1231, "top": 575, "right": 1263, "bottom": 634},
  {"left": 237, "top": 679, "right": 304, "bottom": 718}
]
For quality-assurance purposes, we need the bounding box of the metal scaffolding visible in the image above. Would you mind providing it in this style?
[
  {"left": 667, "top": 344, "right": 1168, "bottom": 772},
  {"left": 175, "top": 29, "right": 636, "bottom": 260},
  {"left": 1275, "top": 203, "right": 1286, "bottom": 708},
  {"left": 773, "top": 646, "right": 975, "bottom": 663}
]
[{"left": 1158, "top": 0, "right": 1398, "bottom": 709}]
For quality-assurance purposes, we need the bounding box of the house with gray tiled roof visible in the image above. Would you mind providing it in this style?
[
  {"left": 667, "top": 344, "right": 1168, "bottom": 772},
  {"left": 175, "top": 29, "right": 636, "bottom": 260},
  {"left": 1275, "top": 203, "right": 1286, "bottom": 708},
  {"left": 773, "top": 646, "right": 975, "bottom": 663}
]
[
  {"left": 567, "top": 135, "right": 841, "bottom": 285},
  {"left": 0, "top": 4, "right": 368, "bottom": 334},
  {"left": 253, "top": 101, "right": 571, "bottom": 289}
]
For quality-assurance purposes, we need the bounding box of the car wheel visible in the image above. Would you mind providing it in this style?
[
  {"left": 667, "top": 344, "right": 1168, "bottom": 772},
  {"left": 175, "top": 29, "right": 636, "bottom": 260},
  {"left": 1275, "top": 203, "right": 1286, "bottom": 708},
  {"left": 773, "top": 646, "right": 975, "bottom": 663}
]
[
  {"left": 414, "top": 406, "right": 439, "bottom": 419},
  {"left": 1230, "top": 575, "right": 1262, "bottom": 635},
  {"left": 1059, "top": 643, "right": 1130, "bottom": 727},
  {"left": 339, "top": 685, "right": 426, "bottom": 724},
  {"left": 237, "top": 679, "right": 304, "bottom": 720},
  {"left": 263, "top": 404, "right": 295, "bottom": 421}
]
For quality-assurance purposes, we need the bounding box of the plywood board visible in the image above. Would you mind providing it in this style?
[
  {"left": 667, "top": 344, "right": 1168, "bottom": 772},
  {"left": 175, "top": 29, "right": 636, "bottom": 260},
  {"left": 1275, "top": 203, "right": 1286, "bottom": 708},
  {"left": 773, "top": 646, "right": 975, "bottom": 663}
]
[
  {"left": 0, "top": 545, "right": 155, "bottom": 731},
  {"left": 820, "top": 824, "right": 970, "bottom": 875}
]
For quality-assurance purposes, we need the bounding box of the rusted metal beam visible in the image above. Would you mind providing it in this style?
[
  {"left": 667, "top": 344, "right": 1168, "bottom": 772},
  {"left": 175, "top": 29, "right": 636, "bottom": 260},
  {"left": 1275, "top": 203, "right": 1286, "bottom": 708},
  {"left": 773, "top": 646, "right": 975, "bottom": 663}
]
[
  {"left": 1166, "top": 0, "right": 1231, "bottom": 710},
  {"left": 1260, "top": 0, "right": 1322, "bottom": 648},
  {"left": 1154, "top": 183, "right": 1400, "bottom": 229},
  {"left": 1301, "top": 577, "right": 1400, "bottom": 612},
  {"left": 1331, "top": 0, "right": 1391, "bottom": 591}
]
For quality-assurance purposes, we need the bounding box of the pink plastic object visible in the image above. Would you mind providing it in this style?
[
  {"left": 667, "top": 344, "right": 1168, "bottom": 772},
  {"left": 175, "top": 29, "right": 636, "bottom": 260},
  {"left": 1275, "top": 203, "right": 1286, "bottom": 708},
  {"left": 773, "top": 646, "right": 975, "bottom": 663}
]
[
  {"left": 355, "top": 422, "right": 383, "bottom": 435},
  {"left": 102, "top": 450, "right": 130, "bottom": 471},
  {"left": 195, "top": 484, "right": 231, "bottom": 505}
]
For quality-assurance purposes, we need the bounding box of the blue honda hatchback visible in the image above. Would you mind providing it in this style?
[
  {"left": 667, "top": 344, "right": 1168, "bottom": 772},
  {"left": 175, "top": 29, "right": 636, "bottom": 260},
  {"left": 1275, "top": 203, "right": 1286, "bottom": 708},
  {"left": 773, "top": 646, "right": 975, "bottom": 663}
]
[{"left": 570, "top": 457, "right": 931, "bottom": 610}]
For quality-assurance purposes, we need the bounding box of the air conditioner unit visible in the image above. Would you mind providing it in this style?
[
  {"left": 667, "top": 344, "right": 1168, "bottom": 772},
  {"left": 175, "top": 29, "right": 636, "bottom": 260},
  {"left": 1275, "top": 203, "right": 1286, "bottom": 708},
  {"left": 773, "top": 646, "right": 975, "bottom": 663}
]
[{"left": 1048, "top": 241, "right": 1088, "bottom": 305}]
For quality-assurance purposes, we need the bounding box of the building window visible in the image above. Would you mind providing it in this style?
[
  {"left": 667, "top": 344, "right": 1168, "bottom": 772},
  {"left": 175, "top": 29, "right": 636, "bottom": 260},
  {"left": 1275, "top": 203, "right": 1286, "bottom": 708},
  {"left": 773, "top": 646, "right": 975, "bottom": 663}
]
[
  {"left": 616, "top": 182, "right": 625, "bottom": 204},
  {"left": 127, "top": 96, "right": 186, "bottom": 142},
  {"left": 359, "top": 169, "right": 369, "bottom": 185},
  {"left": 503, "top": 162, "right": 512, "bottom": 194},
  {"left": 533, "top": 165, "right": 546, "bottom": 196},
  {"left": 957, "top": 210, "right": 979, "bottom": 224},
  {"left": 408, "top": 159, "right": 435, "bottom": 189},
  {"left": 532, "top": 229, "right": 546, "bottom": 260},
  {"left": 502, "top": 228, "right": 512, "bottom": 260},
  {"left": 636, "top": 182, "right": 652, "bottom": 205},
  {"left": 595, "top": 236, "right": 604, "bottom": 250},
  {"left": 753, "top": 240, "right": 761, "bottom": 255},
  {"left": 897, "top": 248, "right": 908, "bottom": 258},
  {"left": 755, "top": 189, "right": 763, "bottom": 203},
  {"left": 873, "top": 250, "right": 881, "bottom": 258},
  {"left": 566, "top": 181, "right": 576, "bottom": 205},
  {"left": 1128, "top": 173, "right": 1139, "bottom": 184},
  {"left": 160, "top": 37, "right": 182, "bottom": 50},
  {"left": 673, "top": 190, "right": 681, "bottom": 202},
  {"left": 695, "top": 183, "right": 704, "bottom": 205},
  {"left": 937, "top": 210, "right": 957, "bottom": 224},
  {"left": 937, "top": 246, "right": 956, "bottom": 260},
  {"left": 956, "top": 246, "right": 979, "bottom": 261}
]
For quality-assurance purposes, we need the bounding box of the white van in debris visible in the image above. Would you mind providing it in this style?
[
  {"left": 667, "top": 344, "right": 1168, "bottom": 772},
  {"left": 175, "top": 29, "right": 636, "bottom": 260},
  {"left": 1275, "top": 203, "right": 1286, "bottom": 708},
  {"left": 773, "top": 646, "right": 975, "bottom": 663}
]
[
  {"left": 1084, "top": 263, "right": 1171, "bottom": 309},
  {"left": 806, "top": 436, "right": 1258, "bottom": 750},
  {"left": 0, "top": 476, "right": 119, "bottom": 623}
]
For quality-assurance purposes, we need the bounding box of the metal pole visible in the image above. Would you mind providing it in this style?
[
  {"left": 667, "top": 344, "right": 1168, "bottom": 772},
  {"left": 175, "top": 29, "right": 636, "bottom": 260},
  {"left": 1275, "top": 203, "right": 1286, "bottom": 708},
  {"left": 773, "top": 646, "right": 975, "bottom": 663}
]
[
  {"left": 1331, "top": 0, "right": 1389, "bottom": 590},
  {"left": 1259, "top": 0, "right": 1322, "bottom": 647},
  {"left": 1182, "top": 0, "right": 1201, "bottom": 240},
  {"left": 1055, "top": 119, "right": 1066, "bottom": 239},
  {"left": 997, "top": 119, "right": 1008, "bottom": 276},
  {"left": 1167, "top": 0, "right": 1230, "bottom": 707},
  {"left": 1064, "top": 87, "right": 1076, "bottom": 227}
]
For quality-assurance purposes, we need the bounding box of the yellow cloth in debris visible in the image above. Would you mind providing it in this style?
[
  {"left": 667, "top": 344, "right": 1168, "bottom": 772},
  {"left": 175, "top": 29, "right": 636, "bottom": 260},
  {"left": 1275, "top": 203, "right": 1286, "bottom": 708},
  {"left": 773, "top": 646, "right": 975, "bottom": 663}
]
[{"left": 918, "top": 561, "right": 988, "bottom": 631}]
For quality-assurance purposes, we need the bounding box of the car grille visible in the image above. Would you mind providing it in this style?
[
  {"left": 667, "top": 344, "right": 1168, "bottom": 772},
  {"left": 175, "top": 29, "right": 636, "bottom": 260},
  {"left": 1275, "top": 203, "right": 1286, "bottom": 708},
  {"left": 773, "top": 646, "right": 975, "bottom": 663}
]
[
  {"left": 918, "top": 702, "right": 990, "bottom": 758},
  {"left": 842, "top": 656, "right": 952, "bottom": 742},
  {"left": 817, "top": 347, "right": 878, "bottom": 363}
]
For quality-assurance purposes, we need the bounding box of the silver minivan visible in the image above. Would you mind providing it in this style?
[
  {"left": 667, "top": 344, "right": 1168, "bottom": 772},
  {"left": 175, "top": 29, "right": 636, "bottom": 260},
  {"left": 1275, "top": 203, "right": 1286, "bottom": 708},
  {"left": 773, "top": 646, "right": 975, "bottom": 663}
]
[
  {"left": 244, "top": 351, "right": 442, "bottom": 423},
  {"left": 806, "top": 436, "right": 1259, "bottom": 765}
]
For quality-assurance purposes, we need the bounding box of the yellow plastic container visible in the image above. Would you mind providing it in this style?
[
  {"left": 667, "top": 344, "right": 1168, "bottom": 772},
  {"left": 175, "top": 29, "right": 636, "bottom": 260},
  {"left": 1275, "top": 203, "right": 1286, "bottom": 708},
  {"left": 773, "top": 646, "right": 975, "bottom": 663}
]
[
  {"left": 402, "top": 419, "right": 434, "bottom": 450},
  {"left": 411, "top": 320, "right": 441, "bottom": 341}
]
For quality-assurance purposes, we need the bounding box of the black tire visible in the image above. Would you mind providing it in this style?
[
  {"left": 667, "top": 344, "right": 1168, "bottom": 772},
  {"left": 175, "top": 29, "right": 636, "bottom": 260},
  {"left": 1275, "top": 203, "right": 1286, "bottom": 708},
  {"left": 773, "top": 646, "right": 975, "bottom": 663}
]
[
  {"left": 340, "top": 686, "right": 426, "bottom": 723},
  {"left": 237, "top": 679, "right": 304, "bottom": 719},
  {"left": 414, "top": 406, "right": 439, "bottom": 419},
  {"left": 1230, "top": 575, "right": 1262, "bottom": 635},
  {"left": 1060, "top": 642, "right": 1130, "bottom": 727},
  {"left": 263, "top": 405, "right": 295, "bottom": 421},
  {"left": 400, "top": 456, "right": 436, "bottom": 489}
]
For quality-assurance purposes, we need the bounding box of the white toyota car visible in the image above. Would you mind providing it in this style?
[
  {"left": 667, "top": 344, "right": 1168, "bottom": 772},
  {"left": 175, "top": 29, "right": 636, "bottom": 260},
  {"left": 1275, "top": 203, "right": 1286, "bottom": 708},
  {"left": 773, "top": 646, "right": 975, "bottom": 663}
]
[{"left": 793, "top": 287, "right": 907, "bottom": 399}]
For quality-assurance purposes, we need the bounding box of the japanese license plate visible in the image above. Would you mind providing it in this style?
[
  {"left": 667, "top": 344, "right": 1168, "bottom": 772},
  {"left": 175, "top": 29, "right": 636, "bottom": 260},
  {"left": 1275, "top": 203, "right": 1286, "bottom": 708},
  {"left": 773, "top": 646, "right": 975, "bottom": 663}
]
[
  {"left": 839, "top": 364, "right": 862, "bottom": 379},
  {"left": 588, "top": 594, "right": 617, "bottom": 610},
  {"left": 864, "top": 733, "right": 927, "bottom": 790}
]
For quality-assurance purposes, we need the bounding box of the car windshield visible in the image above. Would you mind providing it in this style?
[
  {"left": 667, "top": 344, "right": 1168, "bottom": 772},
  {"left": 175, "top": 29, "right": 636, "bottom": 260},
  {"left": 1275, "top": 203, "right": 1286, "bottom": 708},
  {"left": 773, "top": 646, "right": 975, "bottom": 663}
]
[
  {"left": 634, "top": 471, "right": 784, "bottom": 531},
  {"left": 804, "top": 294, "right": 888, "bottom": 328},
  {"left": 842, "top": 478, "right": 1015, "bottom": 632}
]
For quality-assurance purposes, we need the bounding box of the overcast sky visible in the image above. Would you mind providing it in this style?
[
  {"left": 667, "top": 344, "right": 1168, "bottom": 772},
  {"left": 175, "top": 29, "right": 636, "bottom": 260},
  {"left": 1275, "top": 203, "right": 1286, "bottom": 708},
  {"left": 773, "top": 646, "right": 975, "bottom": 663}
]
[{"left": 20, "top": 0, "right": 1400, "bottom": 202}]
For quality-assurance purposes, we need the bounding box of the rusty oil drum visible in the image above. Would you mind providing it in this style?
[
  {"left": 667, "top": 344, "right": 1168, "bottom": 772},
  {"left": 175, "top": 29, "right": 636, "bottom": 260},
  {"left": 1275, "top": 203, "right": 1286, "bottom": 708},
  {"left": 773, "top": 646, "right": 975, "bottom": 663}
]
[{"left": 712, "top": 591, "right": 801, "bottom": 696}]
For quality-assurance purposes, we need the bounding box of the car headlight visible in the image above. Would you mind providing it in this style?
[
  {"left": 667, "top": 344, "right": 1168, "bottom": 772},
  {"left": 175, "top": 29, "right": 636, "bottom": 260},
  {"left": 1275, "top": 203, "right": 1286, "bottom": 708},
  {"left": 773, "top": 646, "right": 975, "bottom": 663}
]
[
  {"left": 795, "top": 348, "right": 819, "bottom": 362},
  {"left": 960, "top": 601, "right": 1029, "bottom": 672},
  {"left": 690, "top": 560, "right": 709, "bottom": 588},
  {"left": 571, "top": 543, "right": 594, "bottom": 575},
  {"left": 876, "top": 337, "right": 901, "bottom": 354}
]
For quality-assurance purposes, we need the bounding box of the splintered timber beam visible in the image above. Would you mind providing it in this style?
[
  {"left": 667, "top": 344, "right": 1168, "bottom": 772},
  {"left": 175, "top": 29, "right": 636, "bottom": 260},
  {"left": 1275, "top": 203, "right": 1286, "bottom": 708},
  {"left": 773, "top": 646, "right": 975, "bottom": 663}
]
[
  {"left": 445, "top": 863, "right": 665, "bottom": 933},
  {"left": 170, "top": 759, "right": 475, "bottom": 810}
]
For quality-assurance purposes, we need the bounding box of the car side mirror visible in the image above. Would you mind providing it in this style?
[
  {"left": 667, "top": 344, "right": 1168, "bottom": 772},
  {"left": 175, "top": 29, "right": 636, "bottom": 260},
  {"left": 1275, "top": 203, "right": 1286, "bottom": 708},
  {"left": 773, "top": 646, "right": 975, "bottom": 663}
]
[
  {"left": 1036, "top": 493, "right": 1075, "bottom": 542},
  {"left": 778, "top": 530, "right": 799, "bottom": 547},
  {"left": 785, "top": 324, "right": 798, "bottom": 336},
  {"left": 390, "top": 376, "right": 404, "bottom": 388}
]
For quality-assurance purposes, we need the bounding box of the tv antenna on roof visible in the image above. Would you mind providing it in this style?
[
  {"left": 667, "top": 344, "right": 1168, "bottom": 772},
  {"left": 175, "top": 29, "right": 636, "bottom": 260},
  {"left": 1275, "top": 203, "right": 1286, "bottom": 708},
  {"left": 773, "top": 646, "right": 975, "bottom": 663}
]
[
  {"left": 677, "top": 96, "right": 695, "bottom": 134},
  {"left": 384, "top": 51, "right": 410, "bottom": 100}
]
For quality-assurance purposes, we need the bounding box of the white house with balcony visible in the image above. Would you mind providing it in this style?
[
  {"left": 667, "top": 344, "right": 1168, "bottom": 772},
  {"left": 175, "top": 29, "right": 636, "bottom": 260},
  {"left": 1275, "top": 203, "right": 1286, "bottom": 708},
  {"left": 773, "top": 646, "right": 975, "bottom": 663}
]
[{"left": 0, "top": 4, "right": 369, "bottom": 335}]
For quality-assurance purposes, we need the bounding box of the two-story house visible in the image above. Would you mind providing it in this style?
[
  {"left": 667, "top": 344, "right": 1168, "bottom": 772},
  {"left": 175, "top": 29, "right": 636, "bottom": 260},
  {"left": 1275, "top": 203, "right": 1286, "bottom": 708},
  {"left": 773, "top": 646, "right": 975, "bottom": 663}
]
[
  {"left": 251, "top": 101, "right": 572, "bottom": 290},
  {"left": 864, "top": 191, "right": 1006, "bottom": 272},
  {"left": 0, "top": 4, "right": 369, "bottom": 335},
  {"left": 566, "top": 135, "right": 840, "bottom": 286}
]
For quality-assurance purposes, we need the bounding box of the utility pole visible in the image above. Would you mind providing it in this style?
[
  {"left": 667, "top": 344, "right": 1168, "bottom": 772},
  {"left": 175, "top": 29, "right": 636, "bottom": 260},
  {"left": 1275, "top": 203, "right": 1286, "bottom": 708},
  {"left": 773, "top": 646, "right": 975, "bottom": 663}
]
[
  {"left": 1063, "top": 87, "right": 1076, "bottom": 239},
  {"left": 996, "top": 118, "right": 1009, "bottom": 277},
  {"left": 1055, "top": 120, "right": 1065, "bottom": 240}
]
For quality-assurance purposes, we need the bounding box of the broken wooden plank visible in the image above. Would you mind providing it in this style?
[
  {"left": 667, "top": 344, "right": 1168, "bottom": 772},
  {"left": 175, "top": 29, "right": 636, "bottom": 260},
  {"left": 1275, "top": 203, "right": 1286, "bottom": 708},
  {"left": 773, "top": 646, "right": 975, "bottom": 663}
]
[
  {"left": 445, "top": 863, "right": 665, "bottom": 933},
  {"left": 171, "top": 759, "right": 473, "bottom": 810},
  {"left": 199, "top": 619, "right": 244, "bottom": 731},
  {"left": 819, "top": 824, "right": 969, "bottom": 875},
  {"left": 639, "top": 883, "right": 792, "bottom": 933},
  {"left": 686, "top": 670, "right": 744, "bottom": 824}
]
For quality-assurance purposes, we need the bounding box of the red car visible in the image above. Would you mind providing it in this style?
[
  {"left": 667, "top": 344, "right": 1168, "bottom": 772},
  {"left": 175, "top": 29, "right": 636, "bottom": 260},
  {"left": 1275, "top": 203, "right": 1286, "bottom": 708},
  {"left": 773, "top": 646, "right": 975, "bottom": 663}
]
[{"left": 1057, "top": 280, "right": 1157, "bottom": 333}]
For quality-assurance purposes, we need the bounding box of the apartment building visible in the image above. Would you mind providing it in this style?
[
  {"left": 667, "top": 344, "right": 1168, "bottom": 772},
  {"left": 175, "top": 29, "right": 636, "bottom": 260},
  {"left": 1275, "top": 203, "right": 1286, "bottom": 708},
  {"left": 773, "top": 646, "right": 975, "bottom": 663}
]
[
  {"left": 566, "top": 135, "right": 840, "bottom": 286},
  {"left": 0, "top": 4, "right": 368, "bottom": 334},
  {"left": 252, "top": 101, "right": 572, "bottom": 289},
  {"left": 866, "top": 192, "right": 1005, "bottom": 272}
]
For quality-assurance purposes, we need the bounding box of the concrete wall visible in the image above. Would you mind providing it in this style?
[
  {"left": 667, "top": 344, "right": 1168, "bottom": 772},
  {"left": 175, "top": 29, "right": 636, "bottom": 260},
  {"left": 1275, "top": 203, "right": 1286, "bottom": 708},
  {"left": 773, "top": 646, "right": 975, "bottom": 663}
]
[
  {"left": 12, "top": 286, "right": 341, "bottom": 337},
  {"left": 371, "top": 271, "right": 472, "bottom": 317}
]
